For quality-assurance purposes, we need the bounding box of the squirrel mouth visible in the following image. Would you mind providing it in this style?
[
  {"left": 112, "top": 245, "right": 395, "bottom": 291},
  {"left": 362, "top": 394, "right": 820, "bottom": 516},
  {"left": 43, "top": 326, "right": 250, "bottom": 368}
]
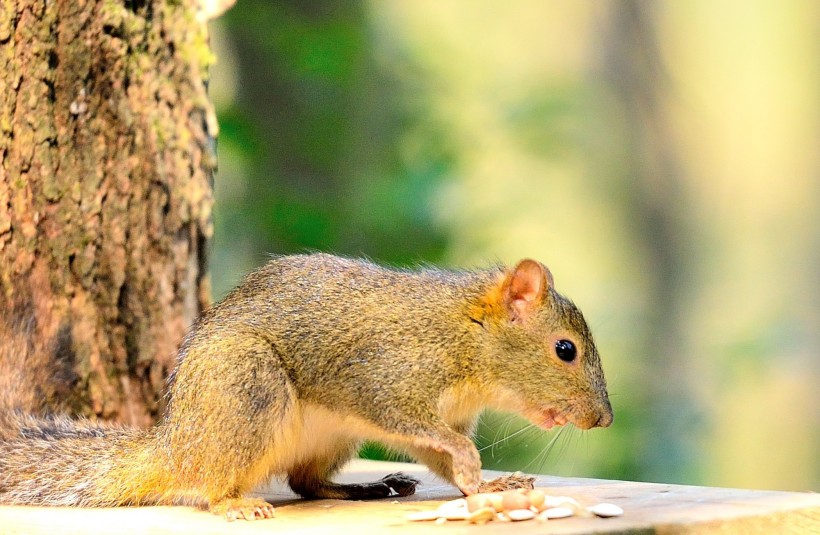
[{"left": 531, "top": 408, "right": 568, "bottom": 430}]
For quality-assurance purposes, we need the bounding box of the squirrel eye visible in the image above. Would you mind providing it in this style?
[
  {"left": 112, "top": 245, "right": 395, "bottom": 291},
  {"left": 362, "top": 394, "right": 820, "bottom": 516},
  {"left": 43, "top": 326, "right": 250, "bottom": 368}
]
[{"left": 555, "top": 340, "right": 577, "bottom": 362}]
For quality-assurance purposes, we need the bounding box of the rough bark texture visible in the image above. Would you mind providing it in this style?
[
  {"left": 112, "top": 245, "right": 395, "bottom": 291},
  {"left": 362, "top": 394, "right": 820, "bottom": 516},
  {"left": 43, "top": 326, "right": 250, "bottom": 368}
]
[{"left": 0, "top": 0, "right": 215, "bottom": 426}]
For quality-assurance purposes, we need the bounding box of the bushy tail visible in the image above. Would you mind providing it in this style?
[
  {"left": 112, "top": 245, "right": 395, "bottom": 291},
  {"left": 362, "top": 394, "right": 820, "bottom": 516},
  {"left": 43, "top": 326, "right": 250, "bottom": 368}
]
[
  {"left": 0, "top": 297, "right": 169, "bottom": 507},
  {"left": 0, "top": 293, "right": 80, "bottom": 440},
  {"left": 0, "top": 414, "right": 166, "bottom": 506}
]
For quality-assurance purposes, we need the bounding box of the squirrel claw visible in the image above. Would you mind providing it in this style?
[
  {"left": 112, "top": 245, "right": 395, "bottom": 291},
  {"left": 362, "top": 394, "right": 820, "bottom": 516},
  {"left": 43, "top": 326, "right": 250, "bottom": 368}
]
[
  {"left": 454, "top": 472, "right": 481, "bottom": 496},
  {"left": 213, "top": 497, "right": 275, "bottom": 521}
]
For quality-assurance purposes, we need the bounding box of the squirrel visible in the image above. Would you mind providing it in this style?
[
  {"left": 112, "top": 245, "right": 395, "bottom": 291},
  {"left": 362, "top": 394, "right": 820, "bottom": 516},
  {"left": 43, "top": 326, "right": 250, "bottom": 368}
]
[{"left": 0, "top": 253, "right": 612, "bottom": 521}]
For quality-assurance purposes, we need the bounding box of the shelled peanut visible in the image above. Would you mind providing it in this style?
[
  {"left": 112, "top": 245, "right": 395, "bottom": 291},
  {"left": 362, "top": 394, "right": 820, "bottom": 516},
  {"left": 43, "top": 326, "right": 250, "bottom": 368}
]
[{"left": 406, "top": 488, "right": 623, "bottom": 525}]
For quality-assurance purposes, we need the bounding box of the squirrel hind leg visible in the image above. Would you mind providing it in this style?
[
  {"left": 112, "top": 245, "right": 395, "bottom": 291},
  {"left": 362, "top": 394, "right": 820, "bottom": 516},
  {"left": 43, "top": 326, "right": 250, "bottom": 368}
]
[
  {"left": 288, "top": 445, "right": 420, "bottom": 500},
  {"left": 292, "top": 471, "right": 420, "bottom": 500},
  {"left": 162, "top": 341, "right": 299, "bottom": 514}
]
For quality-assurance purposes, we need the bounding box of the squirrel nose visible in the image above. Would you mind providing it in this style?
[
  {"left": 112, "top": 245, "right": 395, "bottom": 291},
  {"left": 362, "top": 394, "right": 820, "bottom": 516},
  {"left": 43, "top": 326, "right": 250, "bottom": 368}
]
[{"left": 594, "top": 399, "right": 614, "bottom": 428}]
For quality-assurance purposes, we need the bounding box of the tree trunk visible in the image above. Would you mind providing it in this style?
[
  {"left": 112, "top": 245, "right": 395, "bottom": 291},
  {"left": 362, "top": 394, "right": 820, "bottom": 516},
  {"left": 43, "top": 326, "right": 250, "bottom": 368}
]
[
  {"left": 0, "top": 0, "right": 216, "bottom": 427},
  {"left": 601, "top": 1, "right": 698, "bottom": 483}
]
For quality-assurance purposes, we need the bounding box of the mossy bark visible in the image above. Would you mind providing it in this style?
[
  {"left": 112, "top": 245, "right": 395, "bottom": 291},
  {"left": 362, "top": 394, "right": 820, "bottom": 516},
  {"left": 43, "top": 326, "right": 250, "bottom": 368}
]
[{"left": 0, "top": 0, "right": 215, "bottom": 426}]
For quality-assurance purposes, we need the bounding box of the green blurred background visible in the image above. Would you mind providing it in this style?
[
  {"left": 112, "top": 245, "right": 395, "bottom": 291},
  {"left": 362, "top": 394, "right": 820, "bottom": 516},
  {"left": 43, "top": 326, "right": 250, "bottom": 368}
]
[{"left": 207, "top": 1, "right": 819, "bottom": 492}]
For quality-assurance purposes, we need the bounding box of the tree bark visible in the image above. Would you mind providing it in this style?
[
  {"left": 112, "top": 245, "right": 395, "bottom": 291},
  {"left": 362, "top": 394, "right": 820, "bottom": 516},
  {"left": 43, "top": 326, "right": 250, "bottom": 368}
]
[{"left": 0, "top": 0, "right": 216, "bottom": 426}]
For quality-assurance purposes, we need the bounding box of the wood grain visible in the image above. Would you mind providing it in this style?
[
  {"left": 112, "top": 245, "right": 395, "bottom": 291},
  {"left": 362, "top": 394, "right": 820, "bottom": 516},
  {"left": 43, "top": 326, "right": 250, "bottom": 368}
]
[{"left": 0, "top": 459, "right": 817, "bottom": 534}]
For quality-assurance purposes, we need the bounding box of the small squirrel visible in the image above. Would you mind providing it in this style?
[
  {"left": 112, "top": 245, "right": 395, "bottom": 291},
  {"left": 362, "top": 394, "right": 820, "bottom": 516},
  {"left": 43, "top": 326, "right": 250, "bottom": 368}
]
[{"left": 0, "top": 253, "right": 612, "bottom": 520}]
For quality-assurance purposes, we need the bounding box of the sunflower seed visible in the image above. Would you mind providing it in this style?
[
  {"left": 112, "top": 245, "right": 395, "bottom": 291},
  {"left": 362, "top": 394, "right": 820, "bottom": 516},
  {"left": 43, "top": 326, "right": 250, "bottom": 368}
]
[{"left": 588, "top": 502, "right": 624, "bottom": 517}]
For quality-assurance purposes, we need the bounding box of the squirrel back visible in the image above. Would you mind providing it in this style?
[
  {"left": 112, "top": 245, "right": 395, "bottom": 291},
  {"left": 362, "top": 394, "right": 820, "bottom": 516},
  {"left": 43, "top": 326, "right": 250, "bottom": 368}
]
[{"left": 182, "top": 254, "right": 501, "bottom": 399}]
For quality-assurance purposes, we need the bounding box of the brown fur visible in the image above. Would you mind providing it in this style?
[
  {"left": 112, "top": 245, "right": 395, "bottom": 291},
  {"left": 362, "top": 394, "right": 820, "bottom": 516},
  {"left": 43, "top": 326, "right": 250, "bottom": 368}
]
[{"left": 0, "top": 253, "right": 612, "bottom": 520}]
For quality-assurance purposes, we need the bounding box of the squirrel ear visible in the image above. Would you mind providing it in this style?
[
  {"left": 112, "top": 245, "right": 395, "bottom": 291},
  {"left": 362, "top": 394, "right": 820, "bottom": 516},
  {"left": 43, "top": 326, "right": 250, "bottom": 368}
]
[{"left": 502, "top": 259, "right": 553, "bottom": 322}]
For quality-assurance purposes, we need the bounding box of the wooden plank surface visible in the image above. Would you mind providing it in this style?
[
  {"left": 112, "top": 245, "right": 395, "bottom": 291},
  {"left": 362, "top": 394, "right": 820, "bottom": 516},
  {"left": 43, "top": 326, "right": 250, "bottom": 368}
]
[{"left": 0, "top": 459, "right": 818, "bottom": 534}]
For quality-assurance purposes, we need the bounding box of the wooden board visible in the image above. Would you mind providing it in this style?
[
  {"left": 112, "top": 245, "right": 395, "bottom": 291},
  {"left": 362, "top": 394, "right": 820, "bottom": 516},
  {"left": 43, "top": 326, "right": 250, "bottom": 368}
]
[{"left": 0, "top": 459, "right": 818, "bottom": 534}]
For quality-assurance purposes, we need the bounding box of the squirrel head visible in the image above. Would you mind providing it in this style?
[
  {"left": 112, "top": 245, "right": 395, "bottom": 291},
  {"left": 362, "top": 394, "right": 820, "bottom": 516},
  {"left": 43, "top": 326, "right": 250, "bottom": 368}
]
[{"left": 474, "top": 259, "right": 613, "bottom": 431}]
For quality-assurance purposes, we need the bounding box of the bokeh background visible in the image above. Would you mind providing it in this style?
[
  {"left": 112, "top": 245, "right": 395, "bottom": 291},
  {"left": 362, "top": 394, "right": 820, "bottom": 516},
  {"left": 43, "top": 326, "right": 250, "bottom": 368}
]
[{"left": 207, "top": 0, "right": 819, "bottom": 492}]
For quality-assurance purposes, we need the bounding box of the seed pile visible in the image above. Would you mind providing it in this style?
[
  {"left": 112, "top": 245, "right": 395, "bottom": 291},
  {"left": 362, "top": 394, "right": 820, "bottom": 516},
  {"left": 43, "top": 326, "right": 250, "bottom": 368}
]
[{"left": 407, "top": 488, "right": 624, "bottom": 525}]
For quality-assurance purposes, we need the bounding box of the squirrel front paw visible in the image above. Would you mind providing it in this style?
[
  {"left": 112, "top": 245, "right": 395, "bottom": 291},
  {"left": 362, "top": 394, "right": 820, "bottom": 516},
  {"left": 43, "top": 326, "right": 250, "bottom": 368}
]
[
  {"left": 454, "top": 470, "right": 481, "bottom": 495},
  {"left": 452, "top": 451, "right": 482, "bottom": 495},
  {"left": 450, "top": 443, "right": 482, "bottom": 495}
]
